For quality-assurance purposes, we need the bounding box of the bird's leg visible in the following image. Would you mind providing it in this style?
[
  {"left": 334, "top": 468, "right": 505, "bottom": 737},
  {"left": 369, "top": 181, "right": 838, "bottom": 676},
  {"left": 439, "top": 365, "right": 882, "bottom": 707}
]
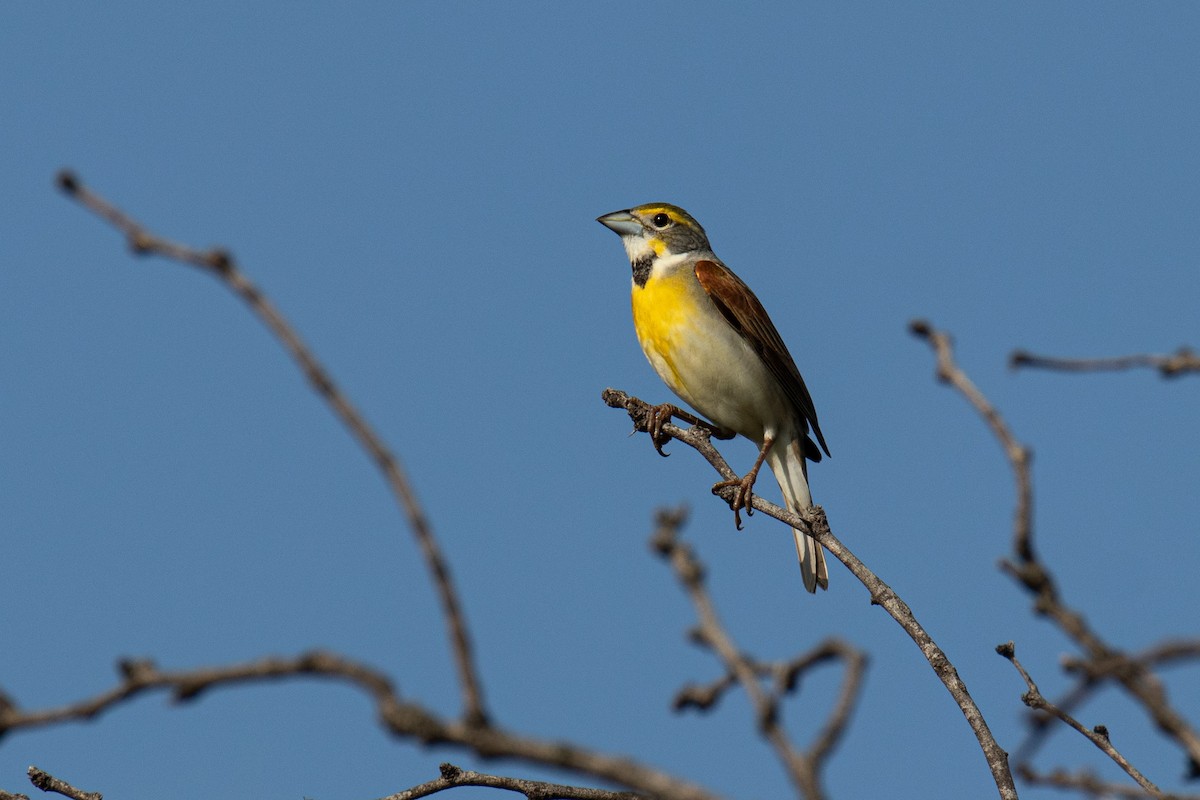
[{"left": 712, "top": 435, "right": 773, "bottom": 530}]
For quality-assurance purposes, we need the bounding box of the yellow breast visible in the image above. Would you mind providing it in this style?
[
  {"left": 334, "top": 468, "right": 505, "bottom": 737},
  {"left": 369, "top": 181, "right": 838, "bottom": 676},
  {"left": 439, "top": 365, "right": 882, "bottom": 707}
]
[{"left": 631, "top": 268, "right": 703, "bottom": 397}]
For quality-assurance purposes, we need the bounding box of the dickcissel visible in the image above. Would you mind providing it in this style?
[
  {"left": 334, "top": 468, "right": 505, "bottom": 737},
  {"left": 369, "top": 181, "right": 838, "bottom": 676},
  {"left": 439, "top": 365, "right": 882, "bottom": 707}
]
[{"left": 598, "top": 203, "right": 831, "bottom": 592}]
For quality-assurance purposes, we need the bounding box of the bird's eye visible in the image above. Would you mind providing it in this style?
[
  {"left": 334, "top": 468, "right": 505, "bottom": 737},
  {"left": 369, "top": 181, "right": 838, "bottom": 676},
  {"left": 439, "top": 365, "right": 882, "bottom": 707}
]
[{"left": 651, "top": 213, "right": 672, "bottom": 229}]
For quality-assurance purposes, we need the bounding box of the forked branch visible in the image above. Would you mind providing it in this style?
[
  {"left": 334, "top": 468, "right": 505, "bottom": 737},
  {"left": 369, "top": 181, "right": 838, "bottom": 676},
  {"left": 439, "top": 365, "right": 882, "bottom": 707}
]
[
  {"left": 651, "top": 508, "right": 866, "bottom": 800},
  {"left": 55, "top": 170, "right": 486, "bottom": 726},
  {"left": 0, "top": 651, "right": 718, "bottom": 800},
  {"left": 912, "top": 320, "right": 1200, "bottom": 788},
  {"left": 5, "top": 763, "right": 649, "bottom": 800},
  {"left": 998, "top": 642, "right": 1166, "bottom": 798},
  {"left": 601, "top": 389, "right": 1017, "bottom": 799}
]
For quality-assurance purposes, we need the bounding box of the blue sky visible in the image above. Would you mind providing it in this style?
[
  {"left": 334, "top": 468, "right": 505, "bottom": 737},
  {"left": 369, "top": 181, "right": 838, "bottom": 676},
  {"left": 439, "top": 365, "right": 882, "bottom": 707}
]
[{"left": 3, "top": 3, "right": 1199, "bottom": 798}]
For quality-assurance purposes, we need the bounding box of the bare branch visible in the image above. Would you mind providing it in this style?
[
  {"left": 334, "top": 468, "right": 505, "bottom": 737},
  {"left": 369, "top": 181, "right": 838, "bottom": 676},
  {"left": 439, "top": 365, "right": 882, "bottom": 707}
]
[
  {"left": 800, "top": 641, "right": 868, "bottom": 770},
  {"left": 602, "top": 389, "right": 1017, "bottom": 799},
  {"left": 55, "top": 170, "right": 487, "bottom": 726},
  {"left": 1013, "top": 627, "right": 1200, "bottom": 775},
  {"left": 650, "top": 508, "right": 866, "bottom": 799},
  {"left": 910, "top": 320, "right": 1200, "bottom": 777},
  {"left": 26, "top": 768, "right": 101, "bottom": 800},
  {"left": 1010, "top": 348, "right": 1200, "bottom": 378},
  {"left": 909, "top": 320, "right": 1035, "bottom": 562},
  {"left": 1138, "top": 640, "right": 1200, "bottom": 670},
  {"left": 384, "top": 762, "right": 645, "bottom": 800},
  {"left": 998, "top": 643, "right": 1165, "bottom": 798},
  {"left": 0, "top": 652, "right": 719, "bottom": 800}
]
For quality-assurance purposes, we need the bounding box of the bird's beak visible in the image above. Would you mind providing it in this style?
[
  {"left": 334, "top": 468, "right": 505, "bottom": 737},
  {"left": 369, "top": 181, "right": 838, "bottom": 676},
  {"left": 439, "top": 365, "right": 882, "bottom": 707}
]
[{"left": 596, "top": 210, "right": 641, "bottom": 237}]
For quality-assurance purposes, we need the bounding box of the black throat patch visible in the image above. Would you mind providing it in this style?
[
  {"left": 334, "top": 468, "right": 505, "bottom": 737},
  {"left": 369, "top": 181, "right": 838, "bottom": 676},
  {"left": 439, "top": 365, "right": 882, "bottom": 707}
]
[{"left": 631, "top": 254, "right": 653, "bottom": 287}]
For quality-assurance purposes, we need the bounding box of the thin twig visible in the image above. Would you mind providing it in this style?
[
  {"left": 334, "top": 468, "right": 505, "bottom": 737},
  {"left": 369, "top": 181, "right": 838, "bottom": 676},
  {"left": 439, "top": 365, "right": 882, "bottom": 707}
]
[
  {"left": 55, "top": 170, "right": 487, "bottom": 726},
  {"left": 1137, "top": 640, "right": 1200, "bottom": 669},
  {"left": 384, "top": 762, "right": 645, "bottom": 800},
  {"left": 801, "top": 641, "right": 868, "bottom": 769},
  {"left": 602, "top": 390, "right": 1017, "bottom": 800},
  {"left": 998, "top": 643, "right": 1165, "bottom": 798},
  {"left": 911, "top": 320, "right": 1035, "bottom": 562},
  {"left": 0, "top": 652, "right": 719, "bottom": 800},
  {"left": 1010, "top": 348, "right": 1200, "bottom": 378},
  {"left": 652, "top": 508, "right": 787, "bottom": 737},
  {"left": 651, "top": 509, "right": 867, "bottom": 800}
]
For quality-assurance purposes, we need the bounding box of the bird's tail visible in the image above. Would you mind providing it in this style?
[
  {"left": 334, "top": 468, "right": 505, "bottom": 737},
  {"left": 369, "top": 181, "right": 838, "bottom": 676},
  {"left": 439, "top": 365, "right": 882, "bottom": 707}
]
[{"left": 767, "top": 438, "right": 828, "bottom": 593}]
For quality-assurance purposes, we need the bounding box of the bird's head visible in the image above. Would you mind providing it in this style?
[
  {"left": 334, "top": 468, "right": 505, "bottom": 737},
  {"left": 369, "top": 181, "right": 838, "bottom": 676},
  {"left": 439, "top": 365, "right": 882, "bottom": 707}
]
[{"left": 597, "top": 203, "right": 712, "bottom": 265}]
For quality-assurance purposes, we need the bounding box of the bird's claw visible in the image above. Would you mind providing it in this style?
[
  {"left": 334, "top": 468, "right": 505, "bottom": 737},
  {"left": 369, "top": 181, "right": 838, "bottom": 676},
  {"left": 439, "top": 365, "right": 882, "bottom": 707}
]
[
  {"left": 712, "top": 472, "right": 758, "bottom": 530},
  {"left": 644, "top": 403, "right": 730, "bottom": 455},
  {"left": 647, "top": 403, "right": 676, "bottom": 457}
]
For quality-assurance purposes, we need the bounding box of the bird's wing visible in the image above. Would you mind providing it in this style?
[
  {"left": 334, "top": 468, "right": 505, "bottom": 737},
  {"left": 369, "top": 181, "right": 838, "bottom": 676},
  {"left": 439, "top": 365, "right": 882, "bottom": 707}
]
[{"left": 693, "top": 259, "right": 830, "bottom": 460}]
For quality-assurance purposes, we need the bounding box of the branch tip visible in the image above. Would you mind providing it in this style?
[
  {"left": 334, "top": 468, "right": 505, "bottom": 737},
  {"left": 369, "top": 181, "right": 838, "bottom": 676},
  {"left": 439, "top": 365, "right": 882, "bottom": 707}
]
[
  {"left": 55, "top": 170, "right": 79, "bottom": 195},
  {"left": 117, "top": 658, "right": 153, "bottom": 681},
  {"left": 908, "top": 319, "right": 932, "bottom": 338}
]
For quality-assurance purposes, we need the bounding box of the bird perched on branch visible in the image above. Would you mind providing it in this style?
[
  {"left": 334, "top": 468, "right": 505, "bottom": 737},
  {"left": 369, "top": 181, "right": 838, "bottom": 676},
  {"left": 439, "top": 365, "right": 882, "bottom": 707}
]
[{"left": 598, "top": 203, "right": 831, "bottom": 592}]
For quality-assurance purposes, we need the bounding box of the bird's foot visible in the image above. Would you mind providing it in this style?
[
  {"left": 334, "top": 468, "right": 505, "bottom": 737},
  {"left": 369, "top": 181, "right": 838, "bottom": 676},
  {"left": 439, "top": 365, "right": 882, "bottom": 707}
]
[
  {"left": 712, "top": 471, "right": 759, "bottom": 530},
  {"left": 711, "top": 435, "right": 774, "bottom": 530},
  {"left": 646, "top": 403, "right": 681, "bottom": 456},
  {"left": 645, "top": 404, "right": 730, "bottom": 455}
]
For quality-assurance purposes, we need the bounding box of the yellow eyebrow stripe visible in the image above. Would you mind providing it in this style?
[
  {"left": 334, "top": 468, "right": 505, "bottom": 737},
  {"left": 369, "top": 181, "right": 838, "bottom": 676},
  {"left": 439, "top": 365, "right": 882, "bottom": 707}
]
[{"left": 635, "top": 205, "right": 687, "bottom": 226}]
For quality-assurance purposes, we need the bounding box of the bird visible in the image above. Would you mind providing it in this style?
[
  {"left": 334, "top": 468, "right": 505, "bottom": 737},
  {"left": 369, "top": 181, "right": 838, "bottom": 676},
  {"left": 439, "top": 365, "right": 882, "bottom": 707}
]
[{"left": 597, "top": 203, "right": 831, "bottom": 592}]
